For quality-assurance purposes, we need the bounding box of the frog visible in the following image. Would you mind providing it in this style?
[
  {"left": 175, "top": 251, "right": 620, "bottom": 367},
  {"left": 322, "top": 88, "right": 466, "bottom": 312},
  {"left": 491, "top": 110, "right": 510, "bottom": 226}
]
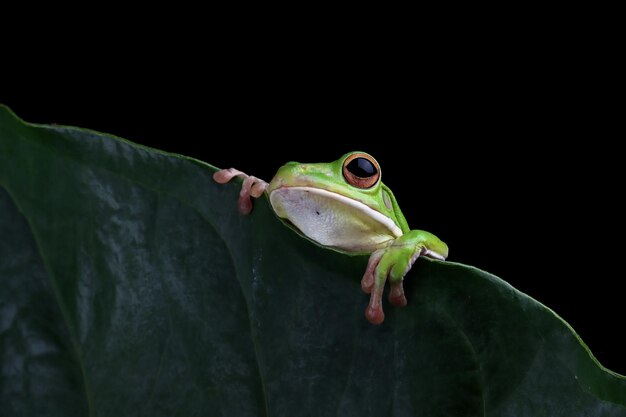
[{"left": 213, "top": 151, "right": 448, "bottom": 325}]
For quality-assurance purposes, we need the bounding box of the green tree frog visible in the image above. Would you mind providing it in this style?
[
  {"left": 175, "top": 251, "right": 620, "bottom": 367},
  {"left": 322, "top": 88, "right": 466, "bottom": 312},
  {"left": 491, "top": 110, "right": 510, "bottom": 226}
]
[{"left": 213, "top": 152, "right": 448, "bottom": 325}]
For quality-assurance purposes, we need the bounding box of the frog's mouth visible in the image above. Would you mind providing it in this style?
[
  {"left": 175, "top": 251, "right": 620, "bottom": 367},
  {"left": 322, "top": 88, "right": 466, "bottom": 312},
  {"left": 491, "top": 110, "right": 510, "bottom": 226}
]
[{"left": 269, "top": 186, "right": 402, "bottom": 252}]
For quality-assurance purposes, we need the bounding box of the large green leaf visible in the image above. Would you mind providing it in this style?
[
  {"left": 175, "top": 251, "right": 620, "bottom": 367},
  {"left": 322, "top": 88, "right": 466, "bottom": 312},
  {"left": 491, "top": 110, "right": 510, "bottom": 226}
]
[{"left": 1, "top": 104, "right": 624, "bottom": 417}]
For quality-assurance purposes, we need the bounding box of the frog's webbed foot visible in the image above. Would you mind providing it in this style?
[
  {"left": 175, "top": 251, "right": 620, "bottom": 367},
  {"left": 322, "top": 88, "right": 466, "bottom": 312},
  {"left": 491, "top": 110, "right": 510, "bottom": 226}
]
[
  {"left": 213, "top": 168, "right": 268, "bottom": 215},
  {"left": 361, "top": 231, "right": 448, "bottom": 325}
]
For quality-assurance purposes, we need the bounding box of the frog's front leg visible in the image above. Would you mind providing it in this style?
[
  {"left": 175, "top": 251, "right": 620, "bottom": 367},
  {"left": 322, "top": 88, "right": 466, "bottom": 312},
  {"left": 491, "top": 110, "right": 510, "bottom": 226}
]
[
  {"left": 361, "top": 230, "right": 448, "bottom": 325},
  {"left": 213, "top": 168, "right": 268, "bottom": 215}
]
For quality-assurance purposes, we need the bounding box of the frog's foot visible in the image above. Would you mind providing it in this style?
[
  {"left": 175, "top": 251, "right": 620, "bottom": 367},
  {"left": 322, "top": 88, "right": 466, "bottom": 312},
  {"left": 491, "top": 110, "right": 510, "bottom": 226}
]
[
  {"left": 213, "top": 168, "right": 268, "bottom": 215},
  {"left": 361, "top": 246, "right": 423, "bottom": 325},
  {"left": 361, "top": 231, "right": 447, "bottom": 325}
]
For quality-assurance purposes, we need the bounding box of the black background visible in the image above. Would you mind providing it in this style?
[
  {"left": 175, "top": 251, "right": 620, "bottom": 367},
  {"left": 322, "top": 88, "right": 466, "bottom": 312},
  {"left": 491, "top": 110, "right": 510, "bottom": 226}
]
[{"left": 2, "top": 54, "right": 624, "bottom": 374}]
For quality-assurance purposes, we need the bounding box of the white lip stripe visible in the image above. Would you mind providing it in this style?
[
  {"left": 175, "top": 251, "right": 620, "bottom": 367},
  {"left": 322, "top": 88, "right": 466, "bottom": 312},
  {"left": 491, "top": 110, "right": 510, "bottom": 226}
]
[
  {"left": 423, "top": 249, "right": 446, "bottom": 260},
  {"left": 273, "top": 186, "right": 403, "bottom": 238}
]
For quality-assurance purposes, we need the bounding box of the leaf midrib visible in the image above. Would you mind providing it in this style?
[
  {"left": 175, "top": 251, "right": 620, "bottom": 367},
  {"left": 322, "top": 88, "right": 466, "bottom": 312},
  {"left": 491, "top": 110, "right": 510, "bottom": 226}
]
[{"left": 1, "top": 185, "right": 95, "bottom": 417}]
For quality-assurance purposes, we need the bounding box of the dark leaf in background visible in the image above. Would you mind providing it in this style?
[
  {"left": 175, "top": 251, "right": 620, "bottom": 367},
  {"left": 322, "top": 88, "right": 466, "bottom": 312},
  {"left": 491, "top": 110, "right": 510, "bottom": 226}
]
[{"left": 1, "top": 105, "right": 625, "bottom": 416}]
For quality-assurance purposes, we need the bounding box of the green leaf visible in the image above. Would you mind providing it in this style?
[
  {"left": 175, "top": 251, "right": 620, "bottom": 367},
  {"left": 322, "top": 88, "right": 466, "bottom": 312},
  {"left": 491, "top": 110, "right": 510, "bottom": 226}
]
[{"left": 1, "top": 104, "right": 625, "bottom": 417}]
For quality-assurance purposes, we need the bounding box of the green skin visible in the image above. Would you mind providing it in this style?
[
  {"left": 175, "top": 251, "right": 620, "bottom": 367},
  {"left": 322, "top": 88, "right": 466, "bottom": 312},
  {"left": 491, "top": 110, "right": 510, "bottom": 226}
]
[{"left": 214, "top": 151, "right": 448, "bottom": 325}]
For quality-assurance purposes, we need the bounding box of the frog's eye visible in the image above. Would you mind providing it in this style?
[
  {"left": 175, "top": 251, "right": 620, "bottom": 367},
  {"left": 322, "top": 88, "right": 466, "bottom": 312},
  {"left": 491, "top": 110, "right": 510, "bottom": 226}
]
[{"left": 342, "top": 153, "right": 380, "bottom": 189}]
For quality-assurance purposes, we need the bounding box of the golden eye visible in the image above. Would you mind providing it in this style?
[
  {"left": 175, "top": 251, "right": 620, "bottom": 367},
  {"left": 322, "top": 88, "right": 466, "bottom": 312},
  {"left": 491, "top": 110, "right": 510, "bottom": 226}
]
[{"left": 342, "top": 153, "right": 380, "bottom": 189}]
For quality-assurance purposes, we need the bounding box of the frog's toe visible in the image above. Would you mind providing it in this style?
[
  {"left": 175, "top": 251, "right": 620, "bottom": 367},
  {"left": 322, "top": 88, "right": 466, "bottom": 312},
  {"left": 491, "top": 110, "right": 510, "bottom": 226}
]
[
  {"left": 388, "top": 281, "right": 407, "bottom": 307},
  {"left": 214, "top": 169, "right": 268, "bottom": 215},
  {"left": 237, "top": 194, "right": 254, "bottom": 215},
  {"left": 363, "top": 249, "right": 394, "bottom": 325},
  {"left": 213, "top": 168, "right": 244, "bottom": 184},
  {"left": 365, "top": 304, "right": 385, "bottom": 325},
  {"left": 361, "top": 249, "right": 384, "bottom": 294},
  {"left": 361, "top": 275, "right": 374, "bottom": 294},
  {"left": 238, "top": 176, "right": 268, "bottom": 214}
]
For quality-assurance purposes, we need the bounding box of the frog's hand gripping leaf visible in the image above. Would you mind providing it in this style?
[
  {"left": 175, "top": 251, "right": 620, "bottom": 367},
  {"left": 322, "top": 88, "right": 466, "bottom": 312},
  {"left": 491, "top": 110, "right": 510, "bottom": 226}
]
[
  {"left": 214, "top": 153, "right": 448, "bottom": 325},
  {"left": 213, "top": 168, "right": 268, "bottom": 214},
  {"left": 361, "top": 230, "right": 448, "bottom": 324}
]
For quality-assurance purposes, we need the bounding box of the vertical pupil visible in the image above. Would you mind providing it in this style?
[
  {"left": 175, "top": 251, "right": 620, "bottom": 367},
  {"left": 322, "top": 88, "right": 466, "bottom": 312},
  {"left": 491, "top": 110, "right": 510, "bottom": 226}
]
[{"left": 347, "top": 158, "right": 376, "bottom": 177}]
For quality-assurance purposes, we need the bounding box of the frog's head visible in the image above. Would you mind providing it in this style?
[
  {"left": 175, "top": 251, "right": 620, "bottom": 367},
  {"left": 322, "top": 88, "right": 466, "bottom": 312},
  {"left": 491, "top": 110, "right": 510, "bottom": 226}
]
[{"left": 267, "top": 152, "right": 408, "bottom": 252}]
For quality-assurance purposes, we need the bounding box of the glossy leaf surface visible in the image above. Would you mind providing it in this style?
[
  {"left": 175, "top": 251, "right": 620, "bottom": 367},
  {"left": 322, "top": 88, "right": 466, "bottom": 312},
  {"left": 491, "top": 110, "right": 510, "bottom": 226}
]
[{"left": 1, "top": 105, "right": 624, "bottom": 416}]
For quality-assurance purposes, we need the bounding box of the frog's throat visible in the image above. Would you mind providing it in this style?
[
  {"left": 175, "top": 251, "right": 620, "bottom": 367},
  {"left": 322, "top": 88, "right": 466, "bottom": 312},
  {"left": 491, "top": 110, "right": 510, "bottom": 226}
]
[{"left": 269, "top": 186, "right": 403, "bottom": 238}]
